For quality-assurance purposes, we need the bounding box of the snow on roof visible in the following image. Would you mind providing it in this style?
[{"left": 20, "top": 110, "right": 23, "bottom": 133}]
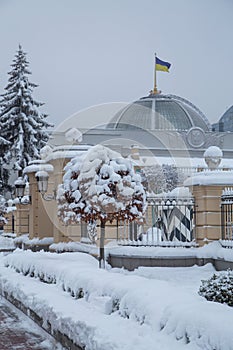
[
  {"left": 184, "top": 170, "right": 233, "bottom": 186},
  {"left": 45, "top": 144, "right": 91, "bottom": 161},
  {"left": 131, "top": 155, "right": 233, "bottom": 169},
  {"left": 23, "top": 160, "right": 54, "bottom": 174}
]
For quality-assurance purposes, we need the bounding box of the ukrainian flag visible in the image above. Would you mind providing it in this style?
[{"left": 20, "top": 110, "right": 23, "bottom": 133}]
[{"left": 156, "top": 57, "right": 171, "bottom": 72}]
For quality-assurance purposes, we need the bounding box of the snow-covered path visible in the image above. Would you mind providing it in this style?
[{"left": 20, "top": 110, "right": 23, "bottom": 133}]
[
  {"left": 0, "top": 297, "right": 64, "bottom": 349},
  {"left": 0, "top": 249, "right": 233, "bottom": 350}
]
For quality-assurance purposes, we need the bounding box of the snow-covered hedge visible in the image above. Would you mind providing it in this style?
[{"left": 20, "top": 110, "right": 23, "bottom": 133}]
[
  {"left": 199, "top": 270, "right": 233, "bottom": 307},
  {"left": 0, "top": 250, "right": 233, "bottom": 350}
]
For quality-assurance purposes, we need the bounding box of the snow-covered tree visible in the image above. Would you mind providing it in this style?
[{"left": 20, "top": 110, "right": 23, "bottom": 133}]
[
  {"left": 0, "top": 137, "right": 11, "bottom": 193},
  {"left": 142, "top": 164, "right": 180, "bottom": 194},
  {"left": 162, "top": 164, "right": 179, "bottom": 192},
  {"left": 58, "top": 145, "right": 147, "bottom": 267},
  {"left": 0, "top": 45, "right": 52, "bottom": 172},
  {"left": 0, "top": 195, "right": 7, "bottom": 228},
  {"left": 142, "top": 164, "right": 166, "bottom": 194}
]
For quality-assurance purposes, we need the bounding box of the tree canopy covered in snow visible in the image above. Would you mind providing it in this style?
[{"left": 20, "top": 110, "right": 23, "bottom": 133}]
[
  {"left": 0, "top": 45, "right": 53, "bottom": 172},
  {"left": 58, "top": 145, "right": 147, "bottom": 225},
  {"left": 142, "top": 164, "right": 166, "bottom": 194},
  {"left": 142, "top": 163, "right": 180, "bottom": 194}
]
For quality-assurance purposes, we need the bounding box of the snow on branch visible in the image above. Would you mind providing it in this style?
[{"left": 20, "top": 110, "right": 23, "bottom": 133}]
[{"left": 57, "top": 145, "right": 147, "bottom": 225}]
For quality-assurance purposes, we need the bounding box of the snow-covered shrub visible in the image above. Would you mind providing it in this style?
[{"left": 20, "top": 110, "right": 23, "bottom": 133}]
[
  {"left": 57, "top": 145, "right": 147, "bottom": 266},
  {"left": 58, "top": 144, "right": 147, "bottom": 224},
  {"left": 199, "top": 270, "right": 233, "bottom": 306}
]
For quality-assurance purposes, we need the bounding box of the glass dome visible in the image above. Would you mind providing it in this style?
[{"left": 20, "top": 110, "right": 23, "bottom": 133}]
[
  {"left": 107, "top": 94, "right": 211, "bottom": 132},
  {"left": 214, "top": 105, "right": 233, "bottom": 132}
]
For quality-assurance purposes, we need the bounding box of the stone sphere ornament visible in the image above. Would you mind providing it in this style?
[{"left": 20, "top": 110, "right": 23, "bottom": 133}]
[{"left": 204, "top": 146, "right": 223, "bottom": 169}]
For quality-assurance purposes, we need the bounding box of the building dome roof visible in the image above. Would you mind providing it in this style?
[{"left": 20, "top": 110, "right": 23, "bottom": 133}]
[
  {"left": 107, "top": 93, "right": 211, "bottom": 132},
  {"left": 217, "top": 105, "right": 233, "bottom": 132}
]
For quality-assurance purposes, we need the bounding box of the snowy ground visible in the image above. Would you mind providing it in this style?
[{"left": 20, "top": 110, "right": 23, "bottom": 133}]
[{"left": 0, "top": 239, "right": 233, "bottom": 350}]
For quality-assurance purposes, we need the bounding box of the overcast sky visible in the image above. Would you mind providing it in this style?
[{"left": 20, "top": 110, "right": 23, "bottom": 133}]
[{"left": 0, "top": 0, "right": 232, "bottom": 128}]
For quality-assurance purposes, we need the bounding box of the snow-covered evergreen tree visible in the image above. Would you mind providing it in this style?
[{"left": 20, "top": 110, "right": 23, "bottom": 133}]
[
  {"left": 0, "top": 45, "right": 52, "bottom": 172},
  {"left": 0, "top": 134, "right": 11, "bottom": 194}
]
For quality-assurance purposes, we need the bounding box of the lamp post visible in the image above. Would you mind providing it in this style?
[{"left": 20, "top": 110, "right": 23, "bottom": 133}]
[
  {"left": 14, "top": 177, "right": 31, "bottom": 204},
  {"left": 14, "top": 176, "right": 30, "bottom": 236},
  {"left": 35, "top": 170, "right": 56, "bottom": 201},
  {"left": 14, "top": 177, "right": 26, "bottom": 201}
]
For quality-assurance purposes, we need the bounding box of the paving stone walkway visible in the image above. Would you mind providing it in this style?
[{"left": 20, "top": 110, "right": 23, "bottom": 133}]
[{"left": 0, "top": 296, "right": 64, "bottom": 349}]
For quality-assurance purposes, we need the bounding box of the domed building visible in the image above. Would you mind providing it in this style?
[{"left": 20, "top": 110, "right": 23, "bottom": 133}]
[
  {"left": 212, "top": 105, "right": 233, "bottom": 132},
  {"left": 50, "top": 91, "right": 233, "bottom": 172},
  {"left": 9, "top": 90, "right": 233, "bottom": 246},
  {"left": 107, "top": 93, "right": 211, "bottom": 132}
]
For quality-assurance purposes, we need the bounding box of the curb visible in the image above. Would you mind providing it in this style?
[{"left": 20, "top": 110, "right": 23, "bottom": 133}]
[
  {"left": 0, "top": 290, "right": 83, "bottom": 350},
  {"left": 108, "top": 254, "right": 233, "bottom": 271}
]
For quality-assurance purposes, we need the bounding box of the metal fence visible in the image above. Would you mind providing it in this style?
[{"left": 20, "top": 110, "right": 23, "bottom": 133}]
[
  {"left": 221, "top": 188, "right": 233, "bottom": 243},
  {"left": 118, "top": 196, "right": 196, "bottom": 247}
]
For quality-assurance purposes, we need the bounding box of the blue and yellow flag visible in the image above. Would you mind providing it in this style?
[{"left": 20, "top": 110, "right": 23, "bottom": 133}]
[{"left": 156, "top": 57, "right": 171, "bottom": 72}]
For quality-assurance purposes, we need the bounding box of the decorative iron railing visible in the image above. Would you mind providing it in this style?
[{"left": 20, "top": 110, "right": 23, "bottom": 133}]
[
  {"left": 117, "top": 196, "right": 196, "bottom": 247},
  {"left": 221, "top": 188, "right": 233, "bottom": 243}
]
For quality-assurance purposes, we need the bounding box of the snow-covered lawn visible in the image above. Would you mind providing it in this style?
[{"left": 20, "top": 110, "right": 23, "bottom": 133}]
[{"left": 0, "top": 249, "right": 233, "bottom": 350}]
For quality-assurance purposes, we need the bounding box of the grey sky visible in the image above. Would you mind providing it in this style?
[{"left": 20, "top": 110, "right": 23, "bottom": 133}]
[{"left": 0, "top": 0, "right": 232, "bottom": 128}]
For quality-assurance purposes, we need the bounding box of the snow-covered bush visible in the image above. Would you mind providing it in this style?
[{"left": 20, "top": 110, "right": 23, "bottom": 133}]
[
  {"left": 58, "top": 145, "right": 147, "bottom": 225},
  {"left": 199, "top": 270, "right": 233, "bottom": 307},
  {"left": 58, "top": 145, "right": 147, "bottom": 266}
]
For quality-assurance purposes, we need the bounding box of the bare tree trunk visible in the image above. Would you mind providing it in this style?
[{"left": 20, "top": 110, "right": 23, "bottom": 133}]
[{"left": 99, "top": 220, "right": 105, "bottom": 268}]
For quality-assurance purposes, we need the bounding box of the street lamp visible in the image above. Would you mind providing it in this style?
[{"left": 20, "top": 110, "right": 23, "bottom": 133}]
[
  {"left": 14, "top": 177, "right": 26, "bottom": 199},
  {"left": 35, "top": 170, "right": 56, "bottom": 201},
  {"left": 14, "top": 177, "right": 31, "bottom": 204}
]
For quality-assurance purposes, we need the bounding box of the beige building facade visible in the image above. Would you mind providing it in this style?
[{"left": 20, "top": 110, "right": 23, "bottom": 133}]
[
  {"left": 4, "top": 91, "right": 233, "bottom": 247},
  {"left": 4, "top": 142, "right": 233, "bottom": 249}
]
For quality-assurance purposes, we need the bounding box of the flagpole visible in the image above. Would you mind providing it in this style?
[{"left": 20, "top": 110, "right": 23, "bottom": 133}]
[{"left": 153, "top": 52, "right": 157, "bottom": 94}]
